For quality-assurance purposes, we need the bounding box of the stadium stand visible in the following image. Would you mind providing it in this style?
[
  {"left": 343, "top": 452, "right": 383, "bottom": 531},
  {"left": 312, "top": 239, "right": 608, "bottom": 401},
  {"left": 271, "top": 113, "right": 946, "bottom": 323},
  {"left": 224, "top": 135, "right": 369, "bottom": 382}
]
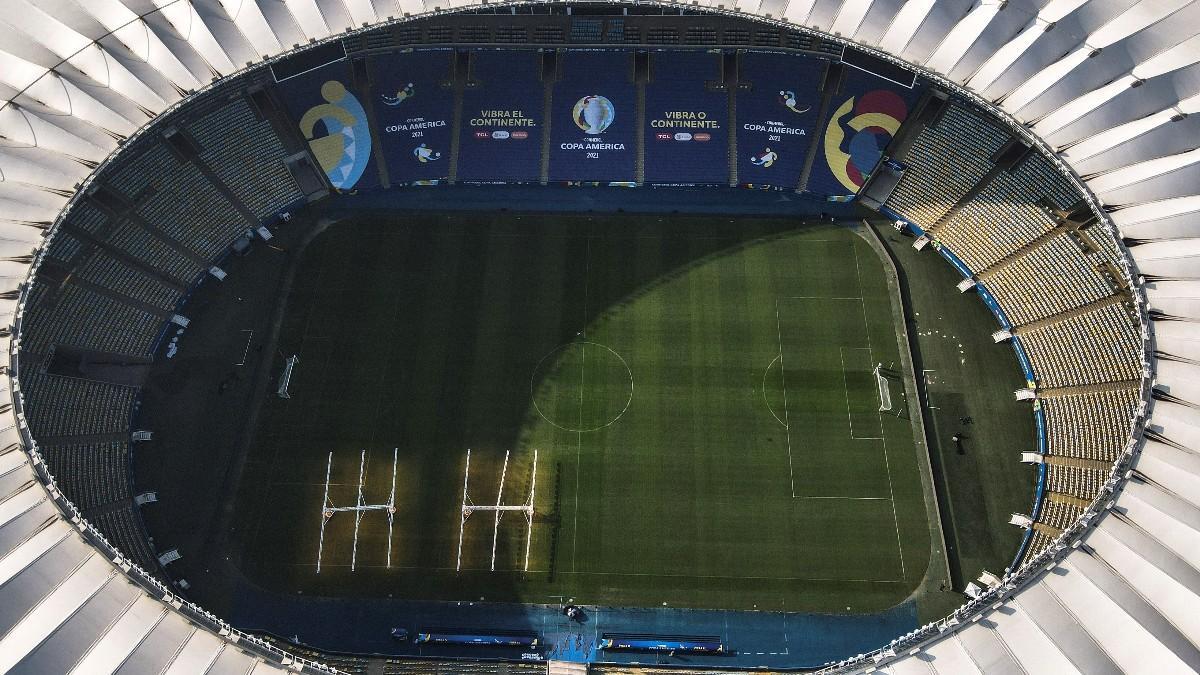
[
  {"left": 105, "top": 221, "right": 208, "bottom": 284},
  {"left": 86, "top": 502, "right": 163, "bottom": 574},
  {"left": 1036, "top": 498, "right": 1085, "bottom": 532},
  {"left": 384, "top": 659, "right": 549, "bottom": 675},
  {"left": 73, "top": 250, "right": 184, "bottom": 312},
  {"left": 19, "top": 373, "right": 137, "bottom": 438},
  {"left": 885, "top": 103, "right": 1010, "bottom": 230},
  {"left": 1041, "top": 388, "right": 1139, "bottom": 462},
  {"left": 981, "top": 233, "right": 1116, "bottom": 326},
  {"left": 1, "top": 1, "right": 1186, "bottom": 670},
  {"left": 129, "top": 150, "right": 249, "bottom": 261},
  {"left": 39, "top": 442, "right": 132, "bottom": 511},
  {"left": 1015, "top": 302, "right": 1141, "bottom": 389},
  {"left": 185, "top": 98, "right": 305, "bottom": 219},
  {"left": 1045, "top": 463, "right": 1110, "bottom": 501},
  {"left": 21, "top": 284, "right": 163, "bottom": 358}
]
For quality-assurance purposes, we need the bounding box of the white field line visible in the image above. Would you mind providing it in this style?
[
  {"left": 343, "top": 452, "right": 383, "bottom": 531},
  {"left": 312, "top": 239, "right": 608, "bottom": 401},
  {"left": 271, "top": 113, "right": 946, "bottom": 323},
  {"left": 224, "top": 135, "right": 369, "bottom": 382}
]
[
  {"left": 774, "top": 300, "right": 796, "bottom": 499},
  {"left": 852, "top": 241, "right": 906, "bottom": 581},
  {"left": 839, "top": 346, "right": 884, "bottom": 440}
]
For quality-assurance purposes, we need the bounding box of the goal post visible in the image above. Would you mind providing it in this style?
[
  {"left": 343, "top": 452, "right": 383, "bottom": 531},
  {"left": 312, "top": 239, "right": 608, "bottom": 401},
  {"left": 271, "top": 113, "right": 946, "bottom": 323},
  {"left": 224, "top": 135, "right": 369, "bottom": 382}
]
[
  {"left": 874, "top": 363, "right": 893, "bottom": 412},
  {"left": 315, "top": 448, "right": 397, "bottom": 573},
  {"left": 456, "top": 448, "right": 538, "bottom": 572},
  {"left": 277, "top": 354, "right": 299, "bottom": 398}
]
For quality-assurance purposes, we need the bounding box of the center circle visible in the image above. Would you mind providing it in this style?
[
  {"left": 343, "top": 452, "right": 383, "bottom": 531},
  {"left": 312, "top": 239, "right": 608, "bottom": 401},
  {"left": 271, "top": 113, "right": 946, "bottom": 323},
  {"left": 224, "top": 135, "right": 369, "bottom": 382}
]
[{"left": 530, "top": 341, "right": 633, "bottom": 433}]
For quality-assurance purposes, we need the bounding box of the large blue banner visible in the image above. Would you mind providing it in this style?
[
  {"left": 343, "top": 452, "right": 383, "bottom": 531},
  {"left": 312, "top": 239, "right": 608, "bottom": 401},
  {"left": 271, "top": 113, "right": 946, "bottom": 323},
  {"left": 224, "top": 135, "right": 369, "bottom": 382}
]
[
  {"left": 370, "top": 50, "right": 454, "bottom": 184},
  {"left": 548, "top": 51, "right": 636, "bottom": 184},
  {"left": 643, "top": 50, "right": 728, "bottom": 185},
  {"left": 807, "top": 67, "right": 923, "bottom": 198},
  {"left": 735, "top": 52, "right": 824, "bottom": 190},
  {"left": 458, "top": 50, "right": 545, "bottom": 183},
  {"left": 275, "top": 59, "right": 378, "bottom": 191}
]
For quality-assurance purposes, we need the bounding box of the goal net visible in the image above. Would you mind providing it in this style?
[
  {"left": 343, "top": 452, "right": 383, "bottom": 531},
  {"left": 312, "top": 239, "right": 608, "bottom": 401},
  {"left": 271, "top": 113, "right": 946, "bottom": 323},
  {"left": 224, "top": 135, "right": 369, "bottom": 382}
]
[{"left": 874, "top": 363, "right": 892, "bottom": 412}]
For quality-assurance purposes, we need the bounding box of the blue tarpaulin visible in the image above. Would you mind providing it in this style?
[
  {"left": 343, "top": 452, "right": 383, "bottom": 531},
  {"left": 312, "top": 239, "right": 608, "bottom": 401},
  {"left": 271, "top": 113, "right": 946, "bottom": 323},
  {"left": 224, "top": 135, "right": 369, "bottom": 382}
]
[
  {"left": 600, "top": 635, "right": 724, "bottom": 653},
  {"left": 415, "top": 631, "right": 538, "bottom": 647}
]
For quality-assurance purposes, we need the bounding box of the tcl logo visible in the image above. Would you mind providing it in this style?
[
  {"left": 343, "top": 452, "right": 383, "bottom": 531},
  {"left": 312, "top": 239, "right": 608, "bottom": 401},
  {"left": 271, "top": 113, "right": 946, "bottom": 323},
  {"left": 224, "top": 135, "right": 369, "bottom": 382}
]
[
  {"left": 474, "top": 131, "right": 490, "bottom": 139},
  {"left": 655, "top": 133, "right": 672, "bottom": 141}
]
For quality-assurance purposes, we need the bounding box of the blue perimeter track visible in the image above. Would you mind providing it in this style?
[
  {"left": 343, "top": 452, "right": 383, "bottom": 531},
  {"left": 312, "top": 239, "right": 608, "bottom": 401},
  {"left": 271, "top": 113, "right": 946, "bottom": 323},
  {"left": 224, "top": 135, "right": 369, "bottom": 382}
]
[{"left": 231, "top": 580, "right": 917, "bottom": 668}]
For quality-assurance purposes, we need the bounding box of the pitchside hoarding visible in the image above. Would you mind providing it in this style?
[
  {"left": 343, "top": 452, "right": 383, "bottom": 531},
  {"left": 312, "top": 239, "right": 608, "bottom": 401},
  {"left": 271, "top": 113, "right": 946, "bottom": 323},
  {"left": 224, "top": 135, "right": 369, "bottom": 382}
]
[
  {"left": 643, "top": 50, "right": 729, "bottom": 186},
  {"left": 457, "top": 50, "right": 545, "bottom": 183},
  {"left": 370, "top": 50, "right": 455, "bottom": 184},
  {"left": 548, "top": 50, "right": 636, "bottom": 184},
  {"left": 735, "top": 52, "right": 824, "bottom": 191},
  {"left": 807, "top": 67, "right": 923, "bottom": 198},
  {"left": 275, "top": 58, "right": 379, "bottom": 191}
]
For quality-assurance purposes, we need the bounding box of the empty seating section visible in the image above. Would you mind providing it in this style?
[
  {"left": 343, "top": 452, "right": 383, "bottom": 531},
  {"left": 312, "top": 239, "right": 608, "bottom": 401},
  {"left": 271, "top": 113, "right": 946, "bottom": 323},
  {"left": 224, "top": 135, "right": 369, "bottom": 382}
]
[
  {"left": 382, "top": 660, "right": 545, "bottom": 675},
  {"left": 1017, "top": 303, "right": 1141, "bottom": 388},
  {"left": 108, "top": 222, "right": 205, "bottom": 284},
  {"left": 1046, "top": 464, "right": 1109, "bottom": 501},
  {"left": 570, "top": 18, "right": 603, "bottom": 42},
  {"left": 20, "top": 373, "right": 136, "bottom": 437},
  {"left": 1037, "top": 499, "right": 1083, "bottom": 531},
  {"left": 1041, "top": 389, "right": 1138, "bottom": 461},
  {"left": 107, "top": 143, "right": 248, "bottom": 261},
  {"left": 1025, "top": 529, "right": 1057, "bottom": 555},
  {"left": 1012, "top": 153, "right": 1078, "bottom": 211},
  {"left": 22, "top": 283, "right": 163, "bottom": 356},
  {"left": 187, "top": 99, "right": 303, "bottom": 219},
  {"left": 984, "top": 234, "right": 1113, "bottom": 325},
  {"left": 63, "top": 200, "right": 110, "bottom": 236},
  {"left": 885, "top": 104, "right": 1008, "bottom": 229},
  {"left": 929, "top": 181, "right": 1056, "bottom": 272},
  {"left": 75, "top": 250, "right": 182, "bottom": 311},
  {"left": 932, "top": 153, "right": 1079, "bottom": 271},
  {"left": 40, "top": 442, "right": 131, "bottom": 510},
  {"left": 132, "top": 155, "right": 248, "bottom": 261},
  {"left": 45, "top": 231, "right": 85, "bottom": 265},
  {"left": 88, "top": 504, "right": 159, "bottom": 573}
]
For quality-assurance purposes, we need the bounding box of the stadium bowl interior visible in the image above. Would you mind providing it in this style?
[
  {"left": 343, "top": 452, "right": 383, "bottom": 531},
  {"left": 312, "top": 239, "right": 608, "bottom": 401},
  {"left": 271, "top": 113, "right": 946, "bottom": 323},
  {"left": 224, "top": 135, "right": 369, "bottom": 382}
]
[{"left": 1, "top": 0, "right": 1199, "bottom": 672}]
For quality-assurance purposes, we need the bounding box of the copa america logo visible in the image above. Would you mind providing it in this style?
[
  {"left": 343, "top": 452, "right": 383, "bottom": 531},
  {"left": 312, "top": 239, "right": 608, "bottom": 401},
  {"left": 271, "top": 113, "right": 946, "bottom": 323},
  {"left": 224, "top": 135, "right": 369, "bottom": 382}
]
[{"left": 572, "top": 95, "right": 615, "bottom": 134}]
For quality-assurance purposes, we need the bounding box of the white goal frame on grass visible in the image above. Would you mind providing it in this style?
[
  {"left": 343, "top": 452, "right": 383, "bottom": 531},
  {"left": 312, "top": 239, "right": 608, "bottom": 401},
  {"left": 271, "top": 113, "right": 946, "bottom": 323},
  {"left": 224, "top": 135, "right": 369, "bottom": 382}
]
[
  {"left": 456, "top": 448, "right": 538, "bottom": 572},
  {"left": 874, "top": 363, "right": 892, "bottom": 412},
  {"left": 316, "top": 448, "right": 397, "bottom": 573}
]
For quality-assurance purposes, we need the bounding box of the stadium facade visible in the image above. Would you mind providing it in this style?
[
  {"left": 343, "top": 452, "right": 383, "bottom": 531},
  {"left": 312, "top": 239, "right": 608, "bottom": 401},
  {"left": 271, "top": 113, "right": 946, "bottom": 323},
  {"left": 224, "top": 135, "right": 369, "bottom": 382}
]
[{"left": 0, "top": 0, "right": 1197, "bottom": 672}]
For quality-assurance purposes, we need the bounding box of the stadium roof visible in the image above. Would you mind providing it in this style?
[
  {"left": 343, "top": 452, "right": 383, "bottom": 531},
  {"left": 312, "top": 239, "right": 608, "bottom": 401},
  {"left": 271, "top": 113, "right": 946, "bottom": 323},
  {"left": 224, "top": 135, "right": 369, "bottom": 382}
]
[{"left": 1, "top": 0, "right": 1198, "bottom": 672}]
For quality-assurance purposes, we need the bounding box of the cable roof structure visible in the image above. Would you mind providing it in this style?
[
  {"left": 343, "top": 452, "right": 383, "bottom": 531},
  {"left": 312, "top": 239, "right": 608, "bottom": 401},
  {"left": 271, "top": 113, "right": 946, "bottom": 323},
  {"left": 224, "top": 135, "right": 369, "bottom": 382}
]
[{"left": 1, "top": 0, "right": 1199, "bottom": 672}]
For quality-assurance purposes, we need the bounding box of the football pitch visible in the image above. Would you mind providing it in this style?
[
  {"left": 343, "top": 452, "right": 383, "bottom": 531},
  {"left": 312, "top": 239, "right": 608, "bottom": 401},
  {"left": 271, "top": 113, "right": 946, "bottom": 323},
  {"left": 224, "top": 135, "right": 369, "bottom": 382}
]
[{"left": 233, "top": 212, "right": 935, "bottom": 612}]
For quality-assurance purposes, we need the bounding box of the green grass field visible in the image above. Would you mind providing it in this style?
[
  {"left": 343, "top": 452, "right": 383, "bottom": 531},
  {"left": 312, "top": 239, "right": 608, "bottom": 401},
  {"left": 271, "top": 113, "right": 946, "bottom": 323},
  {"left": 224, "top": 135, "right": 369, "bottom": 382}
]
[{"left": 233, "top": 213, "right": 935, "bottom": 612}]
